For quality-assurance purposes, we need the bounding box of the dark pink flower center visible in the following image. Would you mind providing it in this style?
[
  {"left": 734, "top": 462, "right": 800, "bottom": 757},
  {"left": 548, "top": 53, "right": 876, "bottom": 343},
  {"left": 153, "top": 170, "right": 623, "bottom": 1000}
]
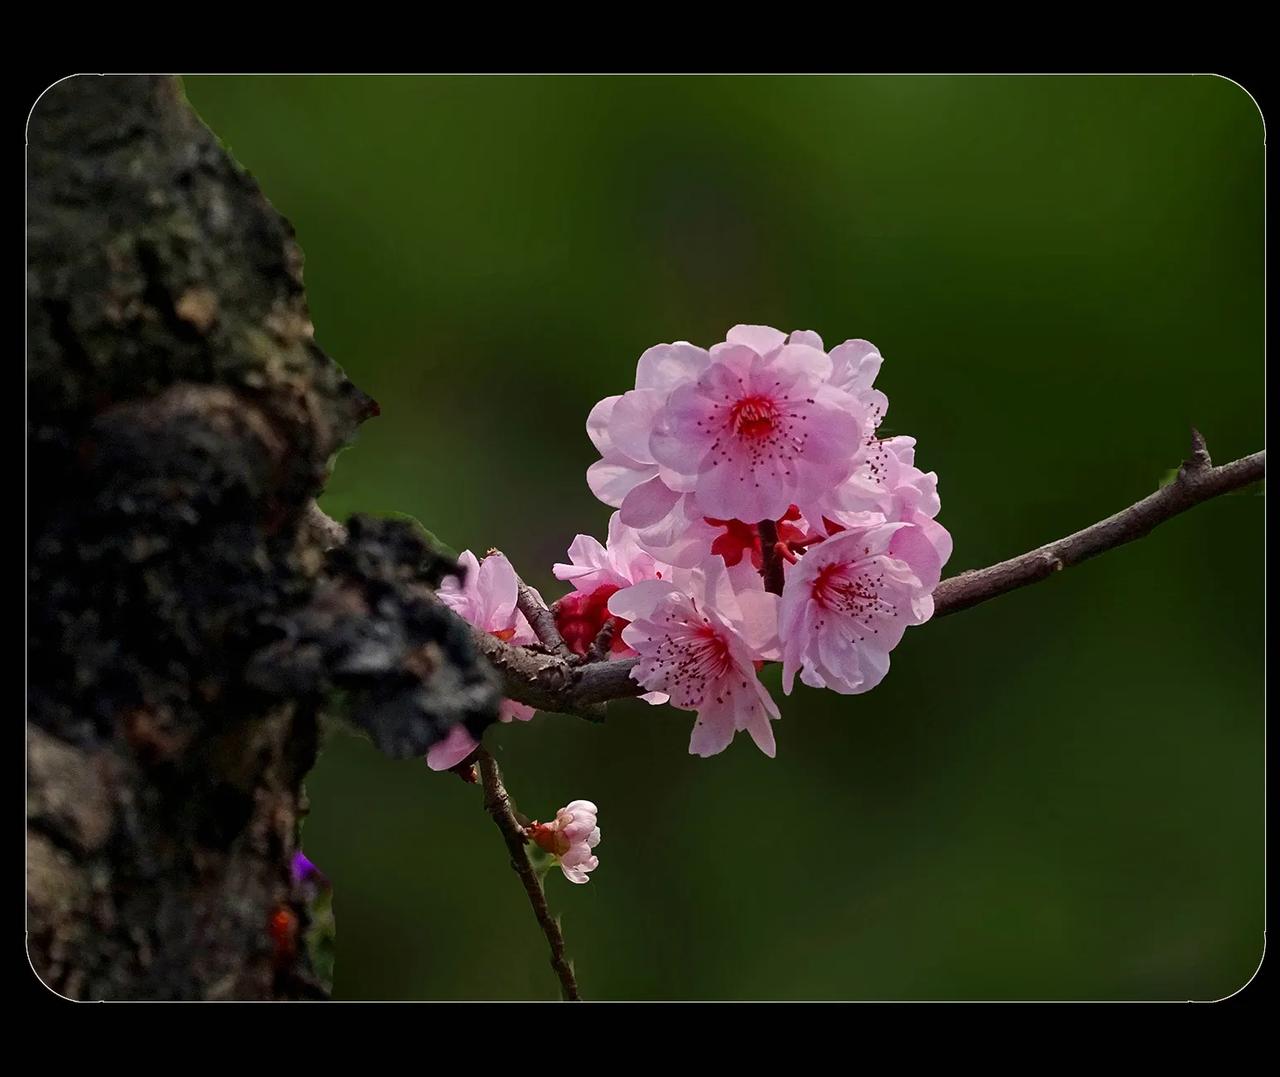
[
  {"left": 680, "top": 624, "right": 732, "bottom": 683},
  {"left": 554, "top": 584, "right": 629, "bottom": 657},
  {"left": 652, "top": 611, "right": 736, "bottom": 704},
  {"left": 703, "top": 505, "right": 816, "bottom": 569},
  {"left": 729, "top": 395, "right": 779, "bottom": 439},
  {"left": 812, "top": 561, "right": 889, "bottom": 622}
]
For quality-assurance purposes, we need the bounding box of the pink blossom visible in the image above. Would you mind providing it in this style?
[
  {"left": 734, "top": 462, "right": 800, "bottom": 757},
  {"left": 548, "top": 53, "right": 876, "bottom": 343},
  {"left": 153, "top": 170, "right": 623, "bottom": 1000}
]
[
  {"left": 426, "top": 550, "right": 536, "bottom": 771},
  {"left": 553, "top": 511, "right": 666, "bottom": 596},
  {"left": 584, "top": 341, "right": 710, "bottom": 512},
  {"left": 778, "top": 521, "right": 939, "bottom": 696},
  {"left": 551, "top": 513, "right": 674, "bottom": 695},
  {"left": 528, "top": 800, "right": 601, "bottom": 884},
  {"left": 552, "top": 586, "right": 630, "bottom": 658},
  {"left": 572, "top": 325, "right": 951, "bottom": 737},
  {"left": 825, "top": 436, "right": 952, "bottom": 585},
  {"left": 585, "top": 328, "right": 877, "bottom": 570},
  {"left": 648, "top": 326, "right": 867, "bottom": 524},
  {"left": 608, "top": 561, "right": 782, "bottom": 758}
]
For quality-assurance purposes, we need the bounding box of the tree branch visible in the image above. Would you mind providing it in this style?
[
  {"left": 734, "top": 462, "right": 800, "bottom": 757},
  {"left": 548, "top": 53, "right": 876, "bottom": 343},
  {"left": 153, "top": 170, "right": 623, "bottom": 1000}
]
[
  {"left": 311, "top": 437, "right": 1263, "bottom": 720},
  {"left": 470, "top": 632, "right": 615, "bottom": 720},
  {"left": 475, "top": 748, "right": 581, "bottom": 1001},
  {"left": 932, "top": 437, "right": 1264, "bottom": 618},
  {"left": 757, "top": 519, "right": 786, "bottom": 595},
  {"left": 504, "top": 559, "right": 574, "bottom": 660},
  {"left": 474, "top": 437, "right": 1263, "bottom": 711},
  {"left": 584, "top": 617, "right": 619, "bottom": 663}
]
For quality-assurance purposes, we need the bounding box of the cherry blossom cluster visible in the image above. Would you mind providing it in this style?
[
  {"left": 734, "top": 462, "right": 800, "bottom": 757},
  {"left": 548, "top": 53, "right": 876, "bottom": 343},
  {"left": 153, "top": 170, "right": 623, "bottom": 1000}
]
[
  {"left": 430, "top": 326, "right": 950, "bottom": 769},
  {"left": 572, "top": 324, "right": 951, "bottom": 757}
]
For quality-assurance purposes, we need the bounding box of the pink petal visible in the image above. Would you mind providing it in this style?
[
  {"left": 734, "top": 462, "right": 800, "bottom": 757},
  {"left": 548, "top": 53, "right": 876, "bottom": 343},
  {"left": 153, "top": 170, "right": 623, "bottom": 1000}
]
[
  {"left": 620, "top": 474, "right": 681, "bottom": 528},
  {"left": 608, "top": 388, "right": 665, "bottom": 463},
  {"left": 607, "top": 579, "right": 680, "bottom": 622},
  {"left": 829, "top": 339, "right": 882, "bottom": 393},
  {"left": 687, "top": 696, "right": 737, "bottom": 758},
  {"left": 742, "top": 696, "right": 777, "bottom": 758},
  {"left": 726, "top": 324, "right": 787, "bottom": 357},
  {"left": 772, "top": 342, "right": 833, "bottom": 381},
  {"left": 788, "top": 328, "right": 825, "bottom": 351},
  {"left": 587, "top": 454, "right": 656, "bottom": 508},
  {"left": 635, "top": 342, "right": 711, "bottom": 392},
  {"left": 475, "top": 553, "right": 519, "bottom": 630},
  {"left": 425, "top": 724, "right": 478, "bottom": 771},
  {"left": 587, "top": 395, "right": 621, "bottom": 454},
  {"left": 732, "top": 589, "right": 782, "bottom": 660},
  {"left": 888, "top": 522, "right": 944, "bottom": 593},
  {"left": 553, "top": 533, "right": 609, "bottom": 584},
  {"left": 500, "top": 700, "right": 536, "bottom": 723}
]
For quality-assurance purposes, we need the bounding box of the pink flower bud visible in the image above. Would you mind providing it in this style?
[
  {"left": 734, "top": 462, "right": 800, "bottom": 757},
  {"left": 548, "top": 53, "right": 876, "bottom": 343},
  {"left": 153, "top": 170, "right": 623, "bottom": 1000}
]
[{"left": 527, "top": 800, "right": 601, "bottom": 884}]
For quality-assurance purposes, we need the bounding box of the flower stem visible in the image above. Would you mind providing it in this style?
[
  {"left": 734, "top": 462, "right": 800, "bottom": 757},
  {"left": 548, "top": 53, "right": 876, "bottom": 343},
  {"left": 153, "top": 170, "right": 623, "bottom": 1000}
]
[{"left": 475, "top": 747, "right": 582, "bottom": 1001}]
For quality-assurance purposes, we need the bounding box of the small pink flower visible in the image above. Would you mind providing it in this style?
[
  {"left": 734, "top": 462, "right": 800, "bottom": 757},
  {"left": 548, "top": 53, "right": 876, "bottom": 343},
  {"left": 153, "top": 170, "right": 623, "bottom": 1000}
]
[
  {"left": 528, "top": 800, "right": 601, "bottom": 884},
  {"left": 427, "top": 550, "right": 537, "bottom": 771},
  {"left": 778, "top": 521, "right": 939, "bottom": 696},
  {"left": 608, "top": 561, "right": 781, "bottom": 758},
  {"left": 436, "top": 549, "right": 536, "bottom": 643}
]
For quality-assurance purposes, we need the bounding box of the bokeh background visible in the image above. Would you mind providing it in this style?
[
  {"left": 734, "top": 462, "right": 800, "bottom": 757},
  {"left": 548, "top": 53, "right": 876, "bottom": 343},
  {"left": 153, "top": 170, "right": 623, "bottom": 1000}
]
[{"left": 183, "top": 75, "right": 1264, "bottom": 1001}]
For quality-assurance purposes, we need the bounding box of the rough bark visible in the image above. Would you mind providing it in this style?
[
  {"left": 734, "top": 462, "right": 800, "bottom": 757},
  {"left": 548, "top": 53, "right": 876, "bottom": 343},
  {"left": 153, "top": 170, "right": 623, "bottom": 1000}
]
[{"left": 26, "top": 75, "right": 499, "bottom": 1001}]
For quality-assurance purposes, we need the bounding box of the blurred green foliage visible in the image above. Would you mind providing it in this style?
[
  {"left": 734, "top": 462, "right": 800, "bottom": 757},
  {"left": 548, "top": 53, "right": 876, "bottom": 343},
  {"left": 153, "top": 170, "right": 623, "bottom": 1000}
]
[{"left": 184, "top": 75, "right": 1263, "bottom": 1000}]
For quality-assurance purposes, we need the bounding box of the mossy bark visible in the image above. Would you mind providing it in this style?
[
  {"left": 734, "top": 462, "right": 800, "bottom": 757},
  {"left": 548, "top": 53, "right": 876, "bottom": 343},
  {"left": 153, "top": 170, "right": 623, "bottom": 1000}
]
[{"left": 27, "top": 75, "right": 498, "bottom": 1000}]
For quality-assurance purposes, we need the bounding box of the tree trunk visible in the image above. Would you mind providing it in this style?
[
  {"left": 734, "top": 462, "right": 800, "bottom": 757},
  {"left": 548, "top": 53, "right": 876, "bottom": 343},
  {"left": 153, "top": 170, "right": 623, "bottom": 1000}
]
[{"left": 26, "top": 74, "right": 499, "bottom": 1000}]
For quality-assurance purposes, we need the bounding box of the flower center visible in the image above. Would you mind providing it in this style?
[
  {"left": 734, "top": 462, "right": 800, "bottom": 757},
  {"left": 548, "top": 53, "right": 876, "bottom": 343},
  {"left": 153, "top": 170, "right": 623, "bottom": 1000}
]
[
  {"left": 553, "top": 584, "right": 626, "bottom": 656},
  {"left": 812, "top": 561, "right": 884, "bottom": 616},
  {"left": 729, "top": 395, "right": 779, "bottom": 439},
  {"left": 652, "top": 612, "right": 736, "bottom": 707},
  {"left": 685, "top": 624, "right": 732, "bottom": 681},
  {"left": 704, "top": 505, "right": 819, "bottom": 570}
]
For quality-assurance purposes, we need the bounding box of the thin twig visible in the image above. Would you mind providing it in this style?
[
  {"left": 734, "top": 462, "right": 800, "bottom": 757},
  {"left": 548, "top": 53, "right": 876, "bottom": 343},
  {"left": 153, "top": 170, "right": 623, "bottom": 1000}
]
[
  {"left": 519, "top": 584, "right": 574, "bottom": 659},
  {"left": 932, "top": 438, "right": 1264, "bottom": 617},
  {"left": 475, "top": 747, "right": 581, "bottom": 1001}
]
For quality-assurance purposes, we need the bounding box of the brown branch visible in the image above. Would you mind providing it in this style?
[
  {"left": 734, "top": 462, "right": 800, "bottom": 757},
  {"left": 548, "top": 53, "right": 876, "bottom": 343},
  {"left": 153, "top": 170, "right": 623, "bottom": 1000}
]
[
  {"left": 475, "top": 748, "right": 581, "bottom": 1001},
  {"left": 470, "top": 631, "right": 619, "bottom": 719},
  {"left": 499, "top": 556, "right": 574, "bottom": 660},
  {"left": 311, "top": 436, "right": 1263, "bottom": 719},
  {"left": 477, "top": 436, "right": 1263, "bottom": 710},
  {"left": 757, "top": 519, "right": 786, "bottom": 595},
  {"left": 584, "top": 617, "right": 619, "bottom": 663},
  {"left": 933, "top": 435, "right": 1264, "bottom": 618}
]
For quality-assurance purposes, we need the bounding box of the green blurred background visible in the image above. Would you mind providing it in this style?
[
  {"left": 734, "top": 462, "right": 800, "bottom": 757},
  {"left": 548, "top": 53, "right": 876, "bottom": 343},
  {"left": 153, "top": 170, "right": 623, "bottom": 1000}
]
[{"left": 183, "top": 75, "right": 1264, "bottom": 1000}]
